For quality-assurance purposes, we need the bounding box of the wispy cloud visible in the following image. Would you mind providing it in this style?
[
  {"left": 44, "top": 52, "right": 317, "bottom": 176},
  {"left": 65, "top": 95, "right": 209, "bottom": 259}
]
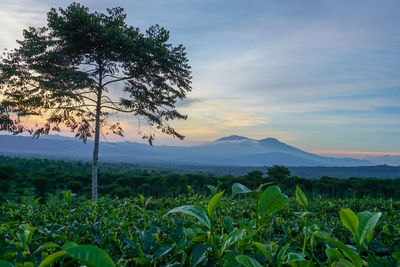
[{"left": 1, "top": 0, "right": 399, "bottom": 153}]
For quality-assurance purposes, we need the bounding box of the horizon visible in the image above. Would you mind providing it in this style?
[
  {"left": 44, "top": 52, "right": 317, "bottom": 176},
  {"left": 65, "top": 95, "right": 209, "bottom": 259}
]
[
  {"left": 1, "top": 0, "right": 399, "bottom": 157},
  {"left": 2, "top": 132, "right": 400, "bottom": 160}
]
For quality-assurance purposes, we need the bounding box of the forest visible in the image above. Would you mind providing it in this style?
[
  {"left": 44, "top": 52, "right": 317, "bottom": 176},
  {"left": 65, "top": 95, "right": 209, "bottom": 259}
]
[{"left": 1, "top": 156, "right": 399, "bottom": 202}]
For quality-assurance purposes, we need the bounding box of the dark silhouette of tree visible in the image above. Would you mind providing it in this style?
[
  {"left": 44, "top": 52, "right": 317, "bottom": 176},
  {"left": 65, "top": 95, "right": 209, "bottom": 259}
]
[
  {"left": 0, "top": 3, "right": 192, "bottom": 201},
  {"left": 267, "top": 165, "right": 291, "bottom": 188}
]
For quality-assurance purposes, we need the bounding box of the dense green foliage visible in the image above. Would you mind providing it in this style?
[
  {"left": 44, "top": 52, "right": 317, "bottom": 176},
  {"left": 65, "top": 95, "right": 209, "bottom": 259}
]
[
  {"left": 1, "top": 157, "right": 400, "bottom": 202},
  {"left": 1, "top": 186, "right": 399, "bottom": 266}
]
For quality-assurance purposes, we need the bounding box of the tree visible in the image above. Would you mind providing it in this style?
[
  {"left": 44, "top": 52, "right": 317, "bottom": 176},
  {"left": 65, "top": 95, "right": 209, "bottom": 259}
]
[
  {"left": 266, "top": 165, "right": 290, "bottom": 188},
  {"left": 0, "top": 3, "right": 192, "bottom": 201}
]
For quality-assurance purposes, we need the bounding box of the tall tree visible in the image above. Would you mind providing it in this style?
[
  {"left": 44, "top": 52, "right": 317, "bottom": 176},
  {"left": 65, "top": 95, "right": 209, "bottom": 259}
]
[
  {"left": 0, "top": 3, "right": 192, "bottom": 201},
  {"left": 267, "top": 165, "right": 291, "bottom": 188}
]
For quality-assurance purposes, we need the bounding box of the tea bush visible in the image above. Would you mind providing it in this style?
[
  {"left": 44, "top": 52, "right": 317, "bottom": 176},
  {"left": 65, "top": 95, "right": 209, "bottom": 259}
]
[{"left": 1, "top": 185, "right": 399, "bottom": 266}]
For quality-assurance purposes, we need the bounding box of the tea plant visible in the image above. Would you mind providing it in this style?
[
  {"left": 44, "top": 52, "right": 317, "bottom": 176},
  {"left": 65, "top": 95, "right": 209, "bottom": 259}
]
[{"left": 0, "top": 186, "right": 399, "bottom": 266}]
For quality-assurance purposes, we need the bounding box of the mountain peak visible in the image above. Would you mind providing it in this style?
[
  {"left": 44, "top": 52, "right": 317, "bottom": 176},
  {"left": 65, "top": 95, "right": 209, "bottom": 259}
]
[
  {"left": 259, "top": 137, "right": 281, "bottom": 143},
  {"left": 216, "top": 135, "right": 250, "bottom": 141}
]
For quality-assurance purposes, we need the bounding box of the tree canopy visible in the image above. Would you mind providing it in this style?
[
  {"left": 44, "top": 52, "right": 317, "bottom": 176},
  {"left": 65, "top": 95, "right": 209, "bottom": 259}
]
[
  {"left": 0, "top": 3, "right": 192, "bottom": 200},
  {"left": 0, "top": 3, "right": 191, "bottom": 142}
]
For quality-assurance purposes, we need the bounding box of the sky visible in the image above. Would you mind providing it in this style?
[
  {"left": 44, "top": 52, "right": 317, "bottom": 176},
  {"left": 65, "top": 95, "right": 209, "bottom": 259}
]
[{"left": 1, "top": 0, "right": 400, "bottom": 157}]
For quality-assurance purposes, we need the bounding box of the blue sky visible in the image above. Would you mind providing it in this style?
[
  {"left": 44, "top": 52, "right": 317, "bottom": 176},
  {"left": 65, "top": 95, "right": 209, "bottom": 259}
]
[{"left": 1, "top": 0, "right": 399, "bottom": 156}]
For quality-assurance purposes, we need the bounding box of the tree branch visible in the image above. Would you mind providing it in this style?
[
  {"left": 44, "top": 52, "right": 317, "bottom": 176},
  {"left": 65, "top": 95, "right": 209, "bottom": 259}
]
[{"left": 103, "top": 76, "right": 131, "bottom": 87}]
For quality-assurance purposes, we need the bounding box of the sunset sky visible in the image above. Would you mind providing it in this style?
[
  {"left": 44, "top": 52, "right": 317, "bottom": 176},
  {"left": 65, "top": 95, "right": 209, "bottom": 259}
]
[{"left": 1, "top": 0, "right": 399, "bottom": 157}]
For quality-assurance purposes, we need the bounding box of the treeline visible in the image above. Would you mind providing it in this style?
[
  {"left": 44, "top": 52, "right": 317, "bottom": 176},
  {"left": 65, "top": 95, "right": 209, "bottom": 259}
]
[{"left": 0, "top": 156, "right": 400, "bottom": 201}]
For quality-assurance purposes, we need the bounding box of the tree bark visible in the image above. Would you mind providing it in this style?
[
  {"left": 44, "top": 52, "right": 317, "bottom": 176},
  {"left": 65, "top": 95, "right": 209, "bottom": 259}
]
[{"left": 92, "top": 68, "right": 103, "bottom": 202}]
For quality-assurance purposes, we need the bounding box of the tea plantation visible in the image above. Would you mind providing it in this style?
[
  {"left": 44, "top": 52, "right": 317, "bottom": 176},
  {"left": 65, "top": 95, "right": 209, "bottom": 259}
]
[{"left": 1, "top": 184, "right": 399, "bottom": 266}]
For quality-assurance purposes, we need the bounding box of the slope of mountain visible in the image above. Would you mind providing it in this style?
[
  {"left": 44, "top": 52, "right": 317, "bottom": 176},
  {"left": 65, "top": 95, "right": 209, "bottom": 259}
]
[
  {"left": 0, "top": 134, "right": 380, "bottom": 167},
  {"left": 370, "top": 155, "right": 400, "bottom": 166}
]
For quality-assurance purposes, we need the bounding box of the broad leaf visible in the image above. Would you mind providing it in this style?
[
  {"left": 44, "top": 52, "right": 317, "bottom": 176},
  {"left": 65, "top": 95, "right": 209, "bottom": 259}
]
[
  {"left": 285, "top": 252, "right": 305, "bottom": 262},
  {"left": 277, "top": 243, "right": 290, "bottom": 267},
  {"left": 192, "top": 244, "right": 208, "bottom": 267},
  {"left": 221, "top": 229, "right": 243, "bottom": 254},
  {"left": 64, "top": 245, "right": 115, "bottom": 267},
  {"left": 326, "top": 248, "right": 342, "bottom": 264},
  {"left": 153, "top": 245, "right": 174, "bottom": 261},
  {"left": 232, "top": 183, "right": 251, "bottom": 196},
  {"left": 333, "top": 259, "right": 354, "bottom": 267},
  {"left": 39, "top": 251, "right": 68, "bottom": 267},
  {"left": 34, "top": 242, "right": 60, "bottom": 255},
  {"left": 339, "top": 209, "right": 359, "bottom": 236},
  {"left": 208, "top": 191, "right": 224, "bottom": 219},
  {"left": 167, "top": 205, "right": 211, "bottom": 229},
  {"left": 61, "top": 242, "right": 78, "bottom": 250},
  {"left": 315, "top": 232, "right": 362, "bottom": 267},
  {"left": 295, "top": 186, "right": 308, "bottom": 210},
  {"left": 235, "top": 255, "right": 263, "bottom": 267},
  {"left": 257, "top": 186, "right": 288, "bottom": 214},
  {"left": 250, "top": 191, "right": 262, "bottom": 201},
  {"left": 285, "top": 252, "right": 309, "bottom": 267},
  {"left": 252, "top": 242, "right": 272, "bottom": 262},
  {"left": 223, "top": 251, "right": 241, "bottom": 267},
  {"left": 356, "top": 211, "right": 381, "bottom": 245}
]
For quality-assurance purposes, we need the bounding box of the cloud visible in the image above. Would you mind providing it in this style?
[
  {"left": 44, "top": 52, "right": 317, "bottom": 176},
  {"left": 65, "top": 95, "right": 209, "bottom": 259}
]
[{"left": 1, "top": 0, "right": 399, "bottom": 152}]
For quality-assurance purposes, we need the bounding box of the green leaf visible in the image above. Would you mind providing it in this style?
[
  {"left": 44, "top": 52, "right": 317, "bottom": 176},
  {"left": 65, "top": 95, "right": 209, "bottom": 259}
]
[
  {"left": 252, "top": 242, "right": 272, "bottom": 262},
  {"left": 235, "top": 255, "right": 263, "bottom": 267},
  {"left": 392, "top": 252, "right": 400, "bottom": 263},
  {"left": 284, "top": 253, "right": 309, "bottom": 267},
  {"left": 192, "top": 244, "right": 208, "bottom": 267},
  {"left": 356, "top": 211, "right": 381, "bottom": 246},
  {"left": 33, "top": 242, "right": 60, "bottom": 255},
  {"left": 0, "top": 260, "right": 14, "bottom": 267},
  {"left": 221, "top": 229, "right": 244, "bottom": 254},
  {"left": 295, "top": 186, "right": 309, "bottom": 210},
  {"left": 63, "top": 245, "right": 115, "bottom": 267},
  {"left": 277, "top": 243, "right": 290, "bottom": 267},
  {"left": 326, "top": 248, "right": 342, "bottom": 264},
  {"left": 207, "top": 185, "right": 217, "bottom": 195},
  {"left": 167, "top": 205, "right": 211, "bottom": 229},
  {"left": 207, "top": 191, "right": 224, "bottom": 219},
  {"left": 339, "top": 209, "right": 359, "bottom": 236},
  {"left": 232, "top": 183, "right": 251, "bottom": 196},
  {"left": 23, "top": 226, "right": 37, "bottom": 246},
  {"left": 139, "top": 194, "right": 145, "bottom": 205},
  {"left": 315, "top": 232, "right": 362, "bottom": 267},
  {"left": 257, "top": 185, "right": 289, "bottom": 214},
  {"left": 132, "top": 257, "right": 151, "bottom": 266},
  {"left": 61, "top": 242, "right": 78, "bottom": 250},
  {"left": 223, "top": 251, "right": 241, "bottom": 267},
  {"left": 39, "top": 251, "right": 69, "bottom": 267},
  {"left": 250, "top": 191, "right": 262, "bottom": 201},
  {"left": 332, "top": 259, "right": 354, "bottom": 266},
  {"left": 153, "top": 245, "right": 174, "bottom": 261}
]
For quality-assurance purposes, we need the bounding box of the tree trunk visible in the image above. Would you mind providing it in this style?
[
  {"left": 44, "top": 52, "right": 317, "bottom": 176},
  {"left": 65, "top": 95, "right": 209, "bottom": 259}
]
[{"left": 92, "top": 68, "right": 103, "bottom": 202}]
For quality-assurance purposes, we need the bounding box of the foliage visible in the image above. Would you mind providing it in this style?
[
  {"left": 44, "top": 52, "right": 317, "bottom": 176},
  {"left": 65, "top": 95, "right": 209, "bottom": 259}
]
[
  {"left": 1, "top": 156, "right": 400, "bottom": 202},
  {"left": 1, "top": 185, "right": 399, "bottom": 266},
  {"left": 267, "top": 165, "right": 291, "bottom": 188},
  {"left": 0, "top": 3, "right": 192, "bottom": 201}
]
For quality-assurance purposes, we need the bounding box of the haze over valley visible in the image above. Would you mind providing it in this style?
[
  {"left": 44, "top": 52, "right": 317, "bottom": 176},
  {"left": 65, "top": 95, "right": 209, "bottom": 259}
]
[{"left": 1, "top": 134, "right": 399, "bottom": 168}]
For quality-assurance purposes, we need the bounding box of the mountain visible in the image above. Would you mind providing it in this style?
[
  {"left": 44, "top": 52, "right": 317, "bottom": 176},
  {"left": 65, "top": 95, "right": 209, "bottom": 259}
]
[
  {"left": 0, "top": 134, "right": 382, "bottom": 167},
  {"left": 215, "top": 135, "right": 250, "bottom": 141},
  {"left": 370, "top": 155, "right": 400, "bottom": 166}
]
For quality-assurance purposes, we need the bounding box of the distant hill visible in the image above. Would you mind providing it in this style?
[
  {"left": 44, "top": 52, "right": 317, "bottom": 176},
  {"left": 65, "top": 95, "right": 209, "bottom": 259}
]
[
  {"left": 370, "top": 155, "right": 400, "bottom": 166},
  {"left": 0, "top": 134, "right": 383, "bottom": 167}
]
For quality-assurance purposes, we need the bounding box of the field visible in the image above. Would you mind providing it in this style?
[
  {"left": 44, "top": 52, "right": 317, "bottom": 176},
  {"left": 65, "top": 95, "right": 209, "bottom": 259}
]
[{"left": 1, "top": 184, "right": 400, "bottom": 266}]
